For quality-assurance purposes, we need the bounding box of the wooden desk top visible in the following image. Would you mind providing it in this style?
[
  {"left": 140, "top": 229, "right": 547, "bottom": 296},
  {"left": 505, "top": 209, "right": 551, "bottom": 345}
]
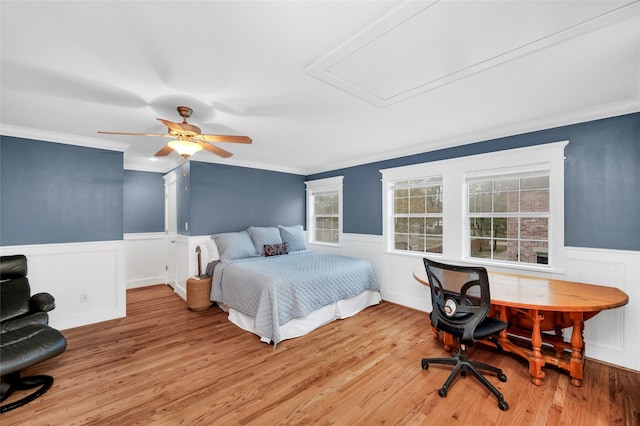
[{"left": 413, "top": 267, "right": 629, "bottom": 312}]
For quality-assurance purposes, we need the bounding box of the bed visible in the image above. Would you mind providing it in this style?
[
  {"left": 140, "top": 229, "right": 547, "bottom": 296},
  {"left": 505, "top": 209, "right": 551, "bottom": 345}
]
[{"left": 206, "top": 225, "right": 381, "bottom": 347}]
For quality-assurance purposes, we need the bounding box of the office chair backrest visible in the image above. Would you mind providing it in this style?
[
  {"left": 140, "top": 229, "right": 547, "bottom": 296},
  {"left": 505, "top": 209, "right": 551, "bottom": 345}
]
[{"left": 423, "top": 258, "right": 492, "bottom": 344}]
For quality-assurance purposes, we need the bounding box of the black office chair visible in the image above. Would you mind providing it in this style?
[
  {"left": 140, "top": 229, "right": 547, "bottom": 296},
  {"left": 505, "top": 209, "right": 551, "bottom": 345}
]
[{"left": 421, "top": 258, "right": 509, "bottom": 411}]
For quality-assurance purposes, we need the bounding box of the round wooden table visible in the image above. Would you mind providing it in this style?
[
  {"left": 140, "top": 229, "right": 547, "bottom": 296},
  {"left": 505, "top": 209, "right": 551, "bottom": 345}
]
[{"left": 414, "top": 267, "right": 628, "bottom": 386}]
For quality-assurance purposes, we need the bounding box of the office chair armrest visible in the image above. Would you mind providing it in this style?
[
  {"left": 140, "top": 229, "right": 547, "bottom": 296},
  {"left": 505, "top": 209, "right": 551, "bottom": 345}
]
[{"left": 29, "top": 293, "right": 56, "bottom": 312}]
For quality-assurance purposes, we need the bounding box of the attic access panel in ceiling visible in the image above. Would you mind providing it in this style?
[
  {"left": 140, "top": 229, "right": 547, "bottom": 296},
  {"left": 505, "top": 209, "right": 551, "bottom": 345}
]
[{"left": 306, "top": 0, "right": 638, "bottom": 108}]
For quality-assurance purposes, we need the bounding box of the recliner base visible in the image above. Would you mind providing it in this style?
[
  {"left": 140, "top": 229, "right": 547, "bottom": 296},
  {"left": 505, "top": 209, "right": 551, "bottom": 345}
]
[{"left": 0, "top": 372, "right": 54, "bottom": 413}]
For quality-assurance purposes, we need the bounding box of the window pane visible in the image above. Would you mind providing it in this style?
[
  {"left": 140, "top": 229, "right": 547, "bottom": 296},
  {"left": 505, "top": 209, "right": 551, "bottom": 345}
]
[
  {"left": 469, "top": 181, "right": 491, "bottom": 193},
  {"left": 494, "top": 218, "right": 507, "bottom": 238},
  {"left": 521, "top": 176, "right": 549, "bottom": 190},
  {"left": 493, "top": 239, "right": 509, "bottom": 261},
  {"left": 426, "top": 194, "right": 442, "bottom": 213},
  {"left": 426, "top": 236, "right": 443, "bottom": 253},
  {"left": 395, "top": 234, "right": 409, "bottom": 250},
  {"left": 494, "top": 178, "right": 518, "bottom": 191},
  {"left": 470, "top": 238, "right": 492, "bottom": 258},
  {"left": 469, "top": 192, "right": 492, "bottom": 213},
  {"left": 409, "top": 188, "right": 426, "bottom": 214},
  {"left": 494, "top": 191, "right": 508, "bottom": 212},
  {"left": 425, "top": 218, "right": 442, "bottom": 235},
  {"left": 520, "top": 241, "right": 548, "bottom": 264},
  {"left": 520, "top": 217, "right": 548, "bottom": 240},
  {"left": 394, "top": 217, "right": 408, "bottom": 233},
  {"left": 409, "top": 217, "right": 425, "bottom": 234},
  {"left": 409, "top": 235, "right": 425, "bottom": 252},
  {"left": 507, "top": 217, "right": 519, "bottom": 238},
  {"left": 521, "top": 189, "right": 549, "bottom": 212},
  {"left": 395, "top": 188, "right": 408, "bottom": 197},
  {"left": 469, "top": 218, "right": 492, "bottom": 237},
  {"left": 394, "top": 193, "right": 408, "bottom": 214}
]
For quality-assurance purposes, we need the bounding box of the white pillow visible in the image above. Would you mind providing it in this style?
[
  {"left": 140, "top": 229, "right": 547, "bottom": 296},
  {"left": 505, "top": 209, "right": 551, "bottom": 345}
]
[{"left": 206, "top": 238, "right": 220, "bottom": 262}]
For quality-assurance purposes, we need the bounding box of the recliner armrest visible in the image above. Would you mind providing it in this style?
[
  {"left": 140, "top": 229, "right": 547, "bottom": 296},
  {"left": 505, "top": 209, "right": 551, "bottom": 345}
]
[{"left": 29, "top": 293, "right": 55, "bottom": 312}]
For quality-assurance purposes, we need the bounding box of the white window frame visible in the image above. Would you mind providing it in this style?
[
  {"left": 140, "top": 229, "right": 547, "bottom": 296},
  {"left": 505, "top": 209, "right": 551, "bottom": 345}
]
[
  {"left": 305, "top": 176, "right": 344, "bottom": 246},
  {"left": 465, "top": 167, "right": 551, "bottom": 266},
  {"left": 381, "top": 141, "right": 567, "bottom": 273},
  {"left": 390, "top": 176, "right": 444, "bottom": 254}
]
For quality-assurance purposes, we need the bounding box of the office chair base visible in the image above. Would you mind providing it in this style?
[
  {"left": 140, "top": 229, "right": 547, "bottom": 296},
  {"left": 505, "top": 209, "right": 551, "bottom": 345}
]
[
  {"left": 422, "top": 352, "right": 509, "bottom": 411},
  {"left": 0, "top": 373, "right": 54, "bottom": 413}
]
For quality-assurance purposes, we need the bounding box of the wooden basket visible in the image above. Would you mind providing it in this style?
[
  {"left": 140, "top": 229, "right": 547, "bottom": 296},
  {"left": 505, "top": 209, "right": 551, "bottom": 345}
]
[{"left": 186, "top": 277, "right": 212, "bottom": 311}]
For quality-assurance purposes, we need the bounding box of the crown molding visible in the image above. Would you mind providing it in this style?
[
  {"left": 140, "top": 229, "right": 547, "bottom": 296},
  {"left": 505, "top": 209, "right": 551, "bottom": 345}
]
[
  {"left": 0, "top": 124, "right": 130, "bottom": 152},
  {"left": 303, "top": 99, "right": 640, "bottom": 176}
]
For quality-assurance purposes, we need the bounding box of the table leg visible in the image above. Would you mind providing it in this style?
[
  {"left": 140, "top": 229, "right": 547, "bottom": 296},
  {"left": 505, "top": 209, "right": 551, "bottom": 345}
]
[
  {"left": 431, "top": 326, "right": 454, "bottom": 351},
  {"left": 569, "top": 312, "right": 585, "bottom": 387},
  {"left": 528, "top": 308, "right": 546, "bottom": 386},
  {"left": 498, "top": 306, "right": 509, "bottom": 344}
]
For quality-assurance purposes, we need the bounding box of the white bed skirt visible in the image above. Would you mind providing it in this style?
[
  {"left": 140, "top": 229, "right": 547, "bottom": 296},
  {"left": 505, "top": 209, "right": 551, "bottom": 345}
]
[{"left": 223, "top": 290, "right": 382, "bottom": 344}]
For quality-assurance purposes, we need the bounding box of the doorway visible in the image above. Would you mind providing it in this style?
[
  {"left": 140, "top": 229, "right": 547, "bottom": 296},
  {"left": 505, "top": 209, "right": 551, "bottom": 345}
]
[{"left": 163, "top": 170, "right": 177, "bottom": 288}]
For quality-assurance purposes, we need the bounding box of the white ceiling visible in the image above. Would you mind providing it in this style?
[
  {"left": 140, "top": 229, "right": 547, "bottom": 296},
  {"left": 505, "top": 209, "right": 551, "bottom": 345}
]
[{"left": 1, "top": 1, "right": 639, "bottom": 175}]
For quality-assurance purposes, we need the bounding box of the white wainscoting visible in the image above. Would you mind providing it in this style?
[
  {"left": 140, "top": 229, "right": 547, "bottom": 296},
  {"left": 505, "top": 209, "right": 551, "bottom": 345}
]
[
  {"left": 560, "top": 247, "right": 639, "bottom": 371},
  {"left": 123, "top": 233, "right": 213, "bottom": 301},
  {"left": 124, "top": 233, "right": 166, "bottom": 288},
  {"left": 310, "top": 234, "right": 639, "bottom": 371},
  {"left": 0, "top": 240, "right": 126, "bottom": 331}
]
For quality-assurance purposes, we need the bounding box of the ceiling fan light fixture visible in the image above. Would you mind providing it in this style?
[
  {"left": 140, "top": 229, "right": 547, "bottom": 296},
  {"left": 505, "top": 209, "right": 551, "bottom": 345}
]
[{"left": 168, "top": 139, "right": 203, "bottom": 158}]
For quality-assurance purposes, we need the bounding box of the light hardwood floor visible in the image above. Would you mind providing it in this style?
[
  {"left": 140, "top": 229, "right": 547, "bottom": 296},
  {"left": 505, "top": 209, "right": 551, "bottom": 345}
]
[{"left": 2, "top": 284, "right": 639, "bottom": 425}]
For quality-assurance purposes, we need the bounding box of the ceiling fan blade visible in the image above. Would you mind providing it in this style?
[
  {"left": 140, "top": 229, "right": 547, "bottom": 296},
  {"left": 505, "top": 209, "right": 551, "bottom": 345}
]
[
  {"left": 201, "top": 142, "right": 233, "bottom": 158},
  {"left": 200, "top": 134, "right": 252, "bottom": 144},
  {"left": 98, "top": 131, "right": 171, "bottom": 137},
  {"left": 157, "top": 118, "right": 185, "bottom": 133},
  {"left": 154, "top": 145, "right": 174, "bottom": 157}
]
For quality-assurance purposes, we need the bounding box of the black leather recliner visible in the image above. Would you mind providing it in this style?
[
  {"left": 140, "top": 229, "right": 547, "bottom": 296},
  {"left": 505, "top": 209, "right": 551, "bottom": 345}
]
[{"left": 0, "top": 255, "right": 67, "bottom": 413}]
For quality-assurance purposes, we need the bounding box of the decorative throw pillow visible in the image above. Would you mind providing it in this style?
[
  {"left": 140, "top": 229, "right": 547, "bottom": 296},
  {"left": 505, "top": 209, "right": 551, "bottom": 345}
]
[
  {"left": 264, "top": 242, "right": 289, "bottom": 257},
  {"left": 277, "top": 225, "right": 307, "bottom": 252},
  {"left": 247, "top": 226, "right": 283, "bottom": 256},
  {"left": 213, "top": 231, "right": 258, "bottom": 261}
]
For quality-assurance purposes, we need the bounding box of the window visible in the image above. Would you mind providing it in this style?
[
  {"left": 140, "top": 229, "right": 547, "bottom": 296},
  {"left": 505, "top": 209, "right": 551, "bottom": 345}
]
[
  {"left": 467, "top": 172, "right": 550, "bottom": 265},
  {"left": 306, "top": 176, "right": 343, "bottom": 245},
  {"left": 381, "top": 141, "right": 567, "bottom": 271},
  {"left": 391, "top": 177, "right": 443, "bottom": 253}
]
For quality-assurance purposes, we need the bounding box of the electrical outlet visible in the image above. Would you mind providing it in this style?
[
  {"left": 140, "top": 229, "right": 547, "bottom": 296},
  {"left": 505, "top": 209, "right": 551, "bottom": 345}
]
[
  {"left": 80, "top": 293, "right": 89, "bottom": 303},
  {"left": 185, "top": 222, "right": 189, "bottom": 231}
]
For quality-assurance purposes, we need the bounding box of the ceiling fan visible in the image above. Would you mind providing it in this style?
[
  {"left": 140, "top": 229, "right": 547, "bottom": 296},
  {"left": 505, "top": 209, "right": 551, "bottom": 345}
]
[{"left": 98, "top": 106, "right": 252, "bottom": 158}]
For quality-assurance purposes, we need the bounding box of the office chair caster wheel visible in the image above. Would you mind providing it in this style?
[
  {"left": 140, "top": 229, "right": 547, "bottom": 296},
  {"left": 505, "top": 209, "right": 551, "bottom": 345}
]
[
  {"left": 438, "top": 388, "right": 447, "bottom": 398},
  {"left": 498, "top": 373, "right": 507, "bottom": 382},
  {"left": 498, "top": 400, "right": 509, "bottom": 411},
  {"left": 421, "top": 360, "right": 429, "bottom": 370}
]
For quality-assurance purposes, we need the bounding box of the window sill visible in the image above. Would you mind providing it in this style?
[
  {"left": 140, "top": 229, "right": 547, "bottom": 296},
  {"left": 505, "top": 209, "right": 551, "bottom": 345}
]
[
  {"left": 386, "top": 249, "right": 564, "bottom": 275},
  {"left": 308, "top": 241, "right": 341, "bottom": 248}
]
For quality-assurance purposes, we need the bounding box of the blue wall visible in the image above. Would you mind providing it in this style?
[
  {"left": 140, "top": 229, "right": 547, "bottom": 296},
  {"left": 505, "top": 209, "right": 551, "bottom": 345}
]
[
  {"left": 187, "top": 161, "right": 306, "bottom": 236},
  {"left": 307, "top": 112, "right": 640, "bottom": 251},
  {"left": 123, "top": 170, "right": 165, "bottom": 233},
  {"left": 2, "top": 112, "right": 637, "bottom": 251},
  {"left": 0, "top": 136, "right": 123, "bottom": 245}
]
